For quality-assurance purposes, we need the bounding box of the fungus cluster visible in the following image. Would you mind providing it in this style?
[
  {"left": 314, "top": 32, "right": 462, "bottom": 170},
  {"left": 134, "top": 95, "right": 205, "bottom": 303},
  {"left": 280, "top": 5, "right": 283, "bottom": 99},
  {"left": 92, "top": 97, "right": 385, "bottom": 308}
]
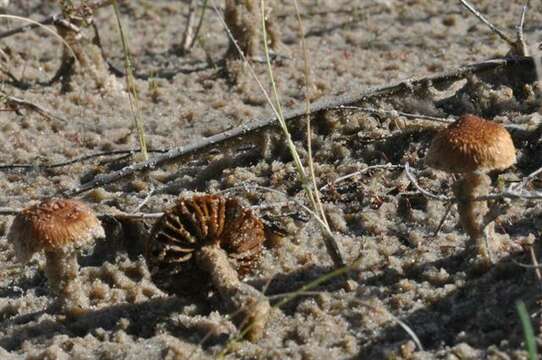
[
  {"left": 145, "top": 194, "right": 269, "bottom": 341},
  {"left": 425, "top": 114, "right": 516, "bottom": 262},
  {"left": 7, "top": 198, "right": 104, "bottom": 312}
]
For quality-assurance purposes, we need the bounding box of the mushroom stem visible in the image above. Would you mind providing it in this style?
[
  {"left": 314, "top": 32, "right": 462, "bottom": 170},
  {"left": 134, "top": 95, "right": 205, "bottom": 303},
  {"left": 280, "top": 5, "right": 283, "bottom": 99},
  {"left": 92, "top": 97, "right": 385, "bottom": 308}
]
[
  {"left": 44, "top": 249, "right": 88, "bottom": 311},
  {"left": 197, "top": 245, "right": 270, "bottom": 341},
  {"left": 453, "top": 173, "right": 492, "bottom": 261}
]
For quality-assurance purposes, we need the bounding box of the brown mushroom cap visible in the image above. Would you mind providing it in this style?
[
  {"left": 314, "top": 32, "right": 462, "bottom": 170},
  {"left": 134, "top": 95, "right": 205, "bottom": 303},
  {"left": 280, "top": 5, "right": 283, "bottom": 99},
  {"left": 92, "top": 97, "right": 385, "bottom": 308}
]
[
  {"left": 145, "top": 194, "right": 264, "bottom": 294},
  {"left": 7, "top": 198, "right": 104, "bottom": 262},
  {"left": 425, "top": 114, "right": 516, "bottom": 173}
]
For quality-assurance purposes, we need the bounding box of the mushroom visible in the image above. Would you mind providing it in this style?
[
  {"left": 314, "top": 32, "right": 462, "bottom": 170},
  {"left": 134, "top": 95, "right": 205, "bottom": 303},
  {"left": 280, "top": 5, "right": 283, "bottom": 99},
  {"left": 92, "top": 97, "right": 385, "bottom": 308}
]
[
  {"left": 7, "top": 198, "right": 104, "bottom": 312},
  {"left": 425, "top": 114, "right": 516, "bottom": 262},
  {"left": 145, "top": 194, "right": 269, "bottom": 341}
]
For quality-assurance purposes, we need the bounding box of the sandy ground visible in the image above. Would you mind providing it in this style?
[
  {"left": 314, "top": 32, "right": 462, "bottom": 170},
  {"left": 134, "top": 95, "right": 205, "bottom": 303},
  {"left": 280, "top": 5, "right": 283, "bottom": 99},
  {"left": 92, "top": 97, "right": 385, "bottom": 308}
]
[{"left": 1, "top": 0, "right": 542, "bottom": 359}]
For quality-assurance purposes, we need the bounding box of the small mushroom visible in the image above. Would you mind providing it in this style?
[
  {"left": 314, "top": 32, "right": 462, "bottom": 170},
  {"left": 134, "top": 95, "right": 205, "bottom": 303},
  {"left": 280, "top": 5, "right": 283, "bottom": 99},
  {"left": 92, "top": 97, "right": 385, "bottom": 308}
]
[
  {"left": 425, "top": 114, "right": 516, "bottom": 263},
  {"left": 145, "top": 194, "right": 269, "bottom": 341},
  {"left": 7, "top": 198, "right": 104, "bottom": 312}
]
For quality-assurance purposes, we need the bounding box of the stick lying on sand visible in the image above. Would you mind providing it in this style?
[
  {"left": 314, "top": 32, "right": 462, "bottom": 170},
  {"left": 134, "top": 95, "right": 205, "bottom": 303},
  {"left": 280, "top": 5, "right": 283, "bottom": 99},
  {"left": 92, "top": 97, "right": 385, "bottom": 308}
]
[{"left": 63, "top": 56, "right": 536, "bottom": 197}]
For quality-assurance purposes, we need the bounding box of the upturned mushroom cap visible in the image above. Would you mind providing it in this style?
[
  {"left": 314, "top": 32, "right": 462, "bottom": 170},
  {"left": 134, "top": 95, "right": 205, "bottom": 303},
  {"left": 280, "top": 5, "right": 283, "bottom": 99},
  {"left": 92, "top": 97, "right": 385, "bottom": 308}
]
[
  {"left": 145, "top": 194, "right": 264, "bottom": 295},
  {"left": 7, "top": 198, "right": 105, "bottom": 262},
  {"left": 425, "top": 114, "right": 516, "bottom": 173}
]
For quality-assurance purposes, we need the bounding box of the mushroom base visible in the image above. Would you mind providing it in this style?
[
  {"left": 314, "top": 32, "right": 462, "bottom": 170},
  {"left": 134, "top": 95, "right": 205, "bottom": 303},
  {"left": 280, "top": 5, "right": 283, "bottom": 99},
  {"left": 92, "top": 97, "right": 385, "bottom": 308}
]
[
  {"left": 196, "top": 245, "right": 271, "bottom": 341},
  {"left": 453, "top": 173, "right": 492, "bottom": 261},
  {"left": 44, "top": 249, "right": 89, "bottom": 312}
]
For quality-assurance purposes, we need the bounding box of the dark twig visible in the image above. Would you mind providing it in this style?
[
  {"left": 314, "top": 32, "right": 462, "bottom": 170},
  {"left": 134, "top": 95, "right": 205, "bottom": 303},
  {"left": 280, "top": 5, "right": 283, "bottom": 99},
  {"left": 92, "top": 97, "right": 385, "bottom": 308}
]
[
  {"left": 529, "top": 245, "right": 541, "bottom": 282},
  {"left": 337, "top": 105, "right": 454, "bottom": 124},
  {"left": 404, "top": 163, "right": 542, "bottom": 203},
  {"left": 0, "top": 148, "right": 169, "bottom": 171},
  {"left": 0, "top": 91, "right": 68, "bottom": 122},
  {"left": 180, "top": 0, "right": 198, "bottom": 53},
  {"left": 459, "top": 0, "right": 514, "bottom": 46},
  {"left": 90, "top": 21, "right": 124, "bottom": 77},
  {"left": 189, "top": 0, "right": 209, "bottom": 50},
  {"left": 514, "top": 2, "right": 530, "bottom": 56},
  {"left": 0, "top": 14, "right": 59, "bottom": 40},
  {"left": 404, "top": 163, "right": 450, "bottom": 201},
  {"left": 433, "top": 201, "right": 454, "bottom": 237},
  {"left": 320, "top": 164, "right": 404, "bottom": 191},
  {"left": 460, "top": 0, "right": 530, "bottom": 56},
  {"left": 511, "top": 165, "right": 542, "bottom": 192},
  {"left": 63, "top": 56, "right": 536, "bottom": 196}
]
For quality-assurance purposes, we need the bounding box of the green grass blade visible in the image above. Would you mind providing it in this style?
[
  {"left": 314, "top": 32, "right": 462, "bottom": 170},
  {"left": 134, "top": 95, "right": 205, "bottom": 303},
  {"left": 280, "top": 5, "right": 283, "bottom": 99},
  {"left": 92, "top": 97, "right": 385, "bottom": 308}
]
[{"left": 516, "top": 300, "right": 538, "bottom": 360}]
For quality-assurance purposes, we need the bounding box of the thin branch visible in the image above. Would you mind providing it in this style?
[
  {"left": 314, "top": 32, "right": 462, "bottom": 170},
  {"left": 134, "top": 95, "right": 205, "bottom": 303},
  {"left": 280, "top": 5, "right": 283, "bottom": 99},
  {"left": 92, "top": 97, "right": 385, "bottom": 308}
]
[
  {"left": 180, "top": 0, "right": 198, "bottom": 52},
  {"left": 475, "top": 189, "right": 542, "bottom": 201},
  {"left": 529, "top": 246, "right": 542, "bottom": 282},
  {"left": 320, "top": 164, "right": 404, "bottom": 191},
  {"left": 404, "top": 163, "right": 450, "bottom": 201},
  {"left": 131, "top": 184, "right": 155, "bottom": 213},
  {"left": 517, "top": 4, "right": 527, "bottom": 45},
  {"left": 337, "top": 106, "right": 454, "bottom": 124},
  {"left": 515, "top": 3, "right": 529, "bottom": 56},
  {"left": 403, "top": 163, "right": 542, "bottom": 202},
  {"left": 0, "top": 14, "right": 59, "bottom": 40},
  {"left": 62, "top": 56, "right": 536, "bottom": 196},
  {"left": 511, "top": 259, "right": 542, "bottom": 269},
  {"left": 0, "top": 148, "right": 169, "bottom": 171},
  {"left": 188, "top": 0, "right": 209, "bottom": 50},
  {"left": 459, "top": 0, "right": 514, "bottom": 46},
  {"left": 406, "top": 175, "right": 542, "bottom": 206},
  {"left": 404, "top": 162, "right": 542, "bottom": 203},
  {"left": 433, "top": 201, "right": 454, "bottom": 237},
  {"left": 0, "top": 91, "right": 68, "bottom": 123},
  {"left": 511, "top": 165, "right": 542, "bottom": 192},
  {"left": 350, "top": 298, "right": 424, "bottom": 352}
]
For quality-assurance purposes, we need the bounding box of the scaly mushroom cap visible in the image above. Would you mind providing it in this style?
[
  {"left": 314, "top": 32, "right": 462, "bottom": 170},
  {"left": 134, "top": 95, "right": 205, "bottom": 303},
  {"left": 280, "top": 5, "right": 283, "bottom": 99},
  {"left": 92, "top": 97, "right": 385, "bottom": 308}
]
[
  {"left": 7, "top": 199, "right": 105, "bottom": 262},
  {"left": 425, "top": 114, "right": 516, "bottom": 173},
  {"left": 145, "top": 194, "right": 264, "bottom": 294}
]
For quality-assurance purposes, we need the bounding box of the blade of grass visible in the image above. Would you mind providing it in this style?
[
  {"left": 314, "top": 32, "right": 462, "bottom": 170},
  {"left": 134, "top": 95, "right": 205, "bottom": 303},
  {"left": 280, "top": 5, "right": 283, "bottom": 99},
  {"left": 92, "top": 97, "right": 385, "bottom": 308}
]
[
  {"left": 516, "top": 300, "right": 537, "bottom": 360},
  {"left": 111, "top": 0, "right": 148, "bottom": 161},
  {"left": 259, "top": 0, "right": 345, "bottom": 268},
  {"left": 210, "top": 0, "right": 345, "bottom": 268},
  {"left": 293, "top": 0, "right": 328, "bottom": 228}
]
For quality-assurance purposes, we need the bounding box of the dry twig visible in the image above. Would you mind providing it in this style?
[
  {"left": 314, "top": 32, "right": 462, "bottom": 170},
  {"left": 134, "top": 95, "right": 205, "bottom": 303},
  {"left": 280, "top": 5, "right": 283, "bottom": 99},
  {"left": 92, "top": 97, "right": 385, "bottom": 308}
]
[
  {"left": 62, "top": 56, "right": 536, "bottom": 196},
  {"left": 0, "top": 91, "right": 68, "bottom": 122},
  {"left": 459, "top": 0, "right": 529, "bottom": 56},
  {"left": 336, "top": 106, "right": 454, "bottom": 124},
  {"left": 529, "top": 246, "right": 542, "bottom": 282},
  {"left": 404, "top": 163, "right": 450, "bottom": 202},
  {"left": 0, "top": 149, "right": 169, "bottom": 171},
  {"left": 320, "top": 164, "right": 404, "bottom": 191},
  {"left": 180, "top": 0, "right": 198, "bottom": 52}
]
